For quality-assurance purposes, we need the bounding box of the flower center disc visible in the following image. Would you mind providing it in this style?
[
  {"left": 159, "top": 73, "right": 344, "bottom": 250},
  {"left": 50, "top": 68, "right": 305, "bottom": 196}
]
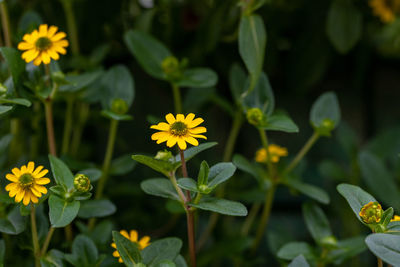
[
  {"left": 170, "top": 121, "right": 188, "bottom": 136},
  {"left": 19, "top": 173, "right": 34, "bottom": 188},
  {"left": 35, "top": 37, "right": 52, "bottom": 51}
]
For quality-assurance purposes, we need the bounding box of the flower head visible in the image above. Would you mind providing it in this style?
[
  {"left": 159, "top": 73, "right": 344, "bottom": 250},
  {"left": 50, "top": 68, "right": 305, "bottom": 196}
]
[
  {"left": 369, "top": 0, "right": 400, "bottom": 23},
  {"left": 255, "top": 144, "right": 288, "bottom": 163},
  {"left": 359, "top": 202, "right": 383, "bottom": 224},
  {"left": 391, "top": 215, "right": 400, "bottom": 222},
  {"left": 17, "top": 24, "right": 69, "bottom": 66},
  {"left": 150, "top": 113, "right": 207, "bottom": 150},
  {"left": 246, "top": 108, "right": 264, "bottom": 126},
  {"left": 111, "top": 230, "right": 150, "bottom": 263},
  {"left": 73, "top": 174, "right": 91, "bottom": 192},
  {"left": 5, "top": 162, "right": 50, "bottom": 206}
]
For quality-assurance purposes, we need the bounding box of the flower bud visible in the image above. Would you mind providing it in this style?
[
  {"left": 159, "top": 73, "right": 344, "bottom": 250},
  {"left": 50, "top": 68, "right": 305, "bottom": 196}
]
[
  {"left": 111, "top": 98, "right": 129, "bottom": 115},
  {"left": 359, "top": 202, "right": 383, "bottom": 224},
  {"left": 161, "top": 56, "right": 182, "bottom": 81},
  {"left": 198, "top": 184, "right": 212, "bottom": 194},
  {"left": 315, "top": 118, "right": 335, "bottom": 136},
  {"left": 154, "top": 150, "right": 173, "bottom": 161},
  {"left": 74, "top": 174, "right": 91, "bottom": 192},
  {"left": 246, "top": 108, "right": 264, "bottom": 126},
  {"left": 321, "top": 235, "right": 337, "bottom": 249}
]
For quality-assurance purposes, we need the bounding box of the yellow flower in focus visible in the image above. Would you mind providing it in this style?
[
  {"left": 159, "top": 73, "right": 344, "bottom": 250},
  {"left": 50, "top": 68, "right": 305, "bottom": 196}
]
[
  {"left": 111, "top": 230, "right": 150, "bottom": 263},
  {"left": 5, "top": 162, "right": 50, "bottom": 206},
  {"left": 369, "top": 0, "right": 400, "bottom": 23},
  {"left": 255, "top": 144, "right": 288, "bottom": 163},
  {"left": 359, "top": 202, "right": 383, "bottom": 224},
  {"left": 391, "top": 215, "right": 400, "bottom": 222},
  {"left": 17, "top": 24, "right": 68, "bottom": 66},
  {"left": 150, "top": 113, "right": 207, "bottom": 150}
]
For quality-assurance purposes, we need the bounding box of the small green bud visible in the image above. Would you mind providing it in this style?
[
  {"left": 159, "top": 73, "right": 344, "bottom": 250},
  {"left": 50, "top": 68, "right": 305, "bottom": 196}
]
[
  {"left": 246, "top": 108, "right": 264, "bottom": 126},
  {"left": 74, "top": 174, "right": 91, "bottom": 192},
  {"left": 321, "top": 235, "right": 338, "bottom": 249},
  {"left": 315, "top": 118, "right": 335, "bottom": 136},
  {"left": 0, "top": 83, "right": 7, "bottom": 96},
  {"left": 154, "top": 150, "right": 173, "bottom": 161},
  {"left": 359, "top": 202, "right": 383, "bottom": 224},
  {"left": 51, "top": 71, "right": 68, "bottom": 85},
  {"left": 198, "top": 184, "right": 212, "bottom": 194},
  {"left": 161, "top": 56, "right": 183, "bottom": 81},
  {"left": 111, "top": 98, "right": 129, "bottom": 115}
]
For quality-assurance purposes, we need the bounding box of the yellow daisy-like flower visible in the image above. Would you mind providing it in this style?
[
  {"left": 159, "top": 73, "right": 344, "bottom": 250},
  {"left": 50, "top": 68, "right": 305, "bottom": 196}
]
[
  {"left": 369, "top": 0, "right": 400, "bottom": 23},
  {"left": 111, "top": 230, "right": 150, "bottom": 263},
  {"left": 5, "top": 162, "right": 50, "bottom": 206},
  {"left": 17, "top": 24, "right": 69, "bottom": 66},
  {"left": 255, "top": 144, "right": 288, "bottom": 163},
  {"left": 391, "top": 215, "right": 400, "bottom": 222},
  {"left": 150, "top": 113, "right": 207, "bottom": 150},
  {"left": 359, "top": 202, "right": 383, "bottom": 224}
]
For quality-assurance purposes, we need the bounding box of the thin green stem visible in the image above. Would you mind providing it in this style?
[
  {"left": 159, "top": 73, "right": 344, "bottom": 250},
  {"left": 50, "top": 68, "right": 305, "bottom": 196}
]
[
  {"left": 172, "top": 83, "right": 182, "bottom": 114},
  {"left": 61, "top": 97, "right": 74, "bottom": 155},
  {"left": 44, "top": 101, "right": 57, "bottom": 156},
  {"left": 240, "top": 202, "right": 261, "bottom": 236},
  {"left": 71, "top": 102, "right": 89, "bottom": 156},
  {"left": 30, "top": 206, "right": 40, "bottom": 267},
  {"left": 95, "top": 119, "right": 119, "bottom": 199},
  {"left": 284, "top": 131, "right": 320, "bottom": 174},
  {"left": 60, "top": 0, "right": 79, "bottom": 55},
  {"left": 258, "top": 128, "right": 274, "bottom": 176},
  {"left": 0, "top": 1, "right": 12, "bottom": 47},
  {"left": 40, "top": 227, "right": 55, "bottom": 256},
  {"left": 170, "top": 173, "right": 187, "bottom": 204},
  {"left": 251, "top": 183, "right": 277, "bottom": 253}
]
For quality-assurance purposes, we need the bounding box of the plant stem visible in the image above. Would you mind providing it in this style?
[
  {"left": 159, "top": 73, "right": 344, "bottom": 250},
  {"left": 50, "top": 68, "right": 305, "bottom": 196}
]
[
  {"left": 258, "top": 128, "right": 274, "bottom": 176},
  {"left": 31, "top": 206, "right": 40, "bottom": 267},
  {"left": 94, "top": 119, "right": 119, "bottom": 199},
  {"left": 240, "top": 202, "right": 261, "bottom": 236},
  {"left": 172, "top": 83, "right": 182, "bottom": 114},
  {"left": 71, "top": 102, "right": 89, "bottom": 156},
  {"left": 40, "top": 227, "right": 55, "bottom": 256},
  {"left": 377, "top": 258, "right": 383, "bottom": 267},
  {"left": 0, "top": 1, "right": 12, "bottom": 47},
  {"left": 179, "top": 149, "right": 196, "bottom": 267},
  {"left": 44, "top": 101, "right": 57, "bottom": 156},
  {"left": 284, "top": 131, "right": 320, "bottom": 174},
  {"left": 251, "top": 183, "right": 277, "bottom": 253},
  {"left": 169, "top": 173, "right": 187, "bottom": 204},
  {"left": 61, "top": 97, "right": 74, "bottom": 155},
  {"left": 60, "top": 0, "right": 79, "bottom": 55}
]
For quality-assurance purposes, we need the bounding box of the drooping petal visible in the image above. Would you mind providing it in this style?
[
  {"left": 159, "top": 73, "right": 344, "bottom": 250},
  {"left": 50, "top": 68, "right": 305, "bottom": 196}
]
[
  {"left": 165, "top": 113, "right": 175, "bottom": 124},
  {"left": 190, "top": 134, "right": 207, "bottom": 140},
  {"left": 150, "top": 122, "right": 170, "bottom": 131},
  {"left": 30, "top": 193, "right": 39, "bottom": 204},
  {"left": 15, "top": 189, "right": 25, "bottom": 203},
  {"left": 41, "top": 51, "right": 51, "bottom": 64},
  {"left": 177, "top": 138, "right": 187, "bottom": 150},
  {"left": 188, "top": 118, "right": 204, "bottom": 128},
  {"left": 33, "top": 56, "right": 42, "bottom": 66},
  {"left": 23, "top": 191, "right": 31, "bottom": 206}
]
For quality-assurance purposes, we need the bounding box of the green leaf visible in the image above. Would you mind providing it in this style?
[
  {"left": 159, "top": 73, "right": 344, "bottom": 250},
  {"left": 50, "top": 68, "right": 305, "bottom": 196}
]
[
  {"left": 59, "top": 70, "right": 103, "bottom": 92},
  {"left": 173, "top": 255, "right": 187, "bottom": 267},
  {"left": 277, "top": 242, "right": 316, "bottom": 261},
  {"left": 49, "top": 195, "right": 80, "bottom": 228},
  {"left": 243, "top": 72, "right": 274, "bottom": 116},
  {"left": 382, "top": 208, "right": 394, "bottom": 228},
  {"left": 288, "top": 255, "right": 310, "bottom": 267},
  {"left": 177, "top": 178, "right": 199, "bottom": 193},
  {"left": 365, "top": 233, "right": 400, "bottom": 266},
  {"left": 0, "top": 239, "right": 4, "bottom": 266},
  {"left": 177, "top": 68, "right": 218, "bottom": 88},
  {"left": 112, "top": 231, "right": 142, "bottom": 266},
  {"left": 173, "top": 142, "right": 218, "bottom": 170},
  {"left": 101, "top": 110, "right": 133, "bottom": 121},
  {"left": 286, "top": 179, "right": 330, "bottom": 204},
  {"left": 261, "top": 113, "right": 299, "bottom": 133},
  {"left": 77, "top": 199, "right": 116, "bottom": 219},
  {"left": 132, "top": 155, "right": 174, "bottom": 177},
  {"left": 0, "top": 106, "right": 13, "bottom": 115},
  {"left": 49, "top": 155, "right": 75, "bottom": 190},
  {"left": 101, "top": 65, "right": 135, "bottom": 109},
  {"left": 302, "top": 203, "right": 333, "bottom": 246},
  {"left": 337, "top": 183, "right": 377, "bottom": 222},
  {"left": 0, "top": 47, "right": 26, "bottom": 87},
  {"left": 310, "top": 91, "right": 341, "bottom": 129},
  {"left": 142, "top": 237, "right": 182, "bottom": 265},
  {"left": 40, "top": 249, "right": 65, "bottom": 267},
  {"left": 0, "top": 207, "right": 26, "bottom": 235},
  {"left": 154, "top": 260, "right": 176, "bottom": 267},
  {"left": 79, "top": 168, "right": 102, "bottom": 182},
  {"left": 239, "top": 15, "right": 267, "bottom": 95},
  {"left": 358, "top": 151, "right": 400, "bottom": 208},
  {"left": 141, "top": 178, "right": 180, "bottom": 201},
  {"left": 229, "top": 63, "right": 247, "bottom": 106},
  {"left": 190, "top": 197, "right": 247, "bottom": 216},
  {"left": 319, "top": 160, "right": 347, "bottom": 181},
  {"left": 207, "top": 162, "right": 236, "bottom": 189},
  {"left": 326, "top": 0, "right": 362, "bottom": 54},
  {"left": 124, "top": 30, "right": 171, "bottom": 79},
  {"left": 232, "top": 154, "right": 267, "bottom": 183},
  {"left": 0, "top": 98, "right": 31, "bottom": 107},
  {"left": 65, "top": 235, "right": 100, "bottom": 267},
  {"left": 327, "top": 236, "right": 367, "bottom": 265},
  {"left": 110, "top": 154, "right": 136, "bottom": 175},
  {"left": 197, "top": 161, "right": 209, "bottom": 186}
]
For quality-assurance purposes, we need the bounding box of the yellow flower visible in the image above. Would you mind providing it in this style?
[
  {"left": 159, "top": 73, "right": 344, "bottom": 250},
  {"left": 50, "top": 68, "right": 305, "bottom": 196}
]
[
  {"left": 5, "top": 162, "right": 50, "bottom": 206},
  {"left": 255, "top": 144, "right": 288, "bottom": 163},
  {"left": 17, "top": 24, "right": 68, "bottom": 66},
  {"left": 150, "top": 113, "right": 207, "bottom": 150},
  {"left": 111, "top": 230, "right": 150, "bottom": 263},
  {"left": 359, "top": 202, "right": 383, "bottom": 224},
  {"left": 391, "top": 215, "right": 400, "bottom": 222},
  {"left": 369, "top": 0, "right": 400, "bottom": 23}
]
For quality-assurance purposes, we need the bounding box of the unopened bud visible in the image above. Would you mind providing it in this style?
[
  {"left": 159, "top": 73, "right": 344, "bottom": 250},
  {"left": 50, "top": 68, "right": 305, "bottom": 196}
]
[
  {"left": 111, "top": 98, "right": 129, "bottom": 114},
  {"left": 161, "top": 56, "right": 182, "bottom": 81},
  {"left": 246, "top": 108, "right": 264, "bottom": 126},
  {"left": 359, "top": 202, "right": 383, "bottom": 224},
  {"left": 74, "top": 174, "right": 91, "bottom": 192},
  {"left": 154, "top": 150, "right": 173, "bottom": 161}
]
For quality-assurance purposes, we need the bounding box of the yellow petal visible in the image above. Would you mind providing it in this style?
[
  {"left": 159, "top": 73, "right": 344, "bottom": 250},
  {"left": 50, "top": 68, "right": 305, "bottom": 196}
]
[
  {"left": 33, "top": 166, "right": 44, "bottom": 176},
  {"left": 22, "top": 49, "right": 39, "bottom": 62},
  {"left": 176, "top": 114, "right": 185, "bottom": 122},
  {"left": 34, "top": 185, "right": 47, "bottom": 194},
  {"left": 6, "top": 174, "right": 18, "bottom": 182},
  {"left": 120, "top": 230, "right": 129, "bottom": 239},
  {"left": 52, "top": 45, "right": 66, "bottom": 55},
  {"left": 30, "top": 194, "right": 39, "bottom": 204},
  {"left": 166, "top": 136, "right": 178, "bottom": 147},
  {"left": 130, "top": 230, "right": 138, "bottom": 242},
  {"left": 50, "top": 32, "right": 66, "bottom": 41},
  {"left": 17, "top": 42, "right": 34, "bottom": 50},
  {"left": 47, "top": 26, "right": 58, "bottom": 38},
  {"left": 9, "top": 186, "right": 20, "bottom": 198},
  {"left": 30, "top": 187, "right": 42, "bottom": 197},
  {"left": 184, "top": 113, "right": 195, "bottom": 124},
  {"left": 112, "top": 250, "right": 120, "bottom": 257},
  {"left": 27, "top": 162, "right": 35, "bottom": 173},
  {"left": 47, "top": 48, "right": 60, "bottom": 60},
  {"left": 38, "top": 24, "right": 48, "bottom": 36},
  {"left": 41, "top": 52, "right": 51, "bottom": 64},
  {"left": 5, "top": 183, "right": 18, "bottom": 192},
  {"left": 190, "top": 134, "right": 207, "bottom": 140},
  {"left": 156, "top": 134, "right": 170, "bottom": 144},
  {"left": 23, "top": 191, "right": 31, "bottom": 206},
  {"left": 139, "top": 236, "right": 151, "bottom": 249},
  {"left": 150, "top": 122, "right": 170, "bottom": 131},
  {"left": 53, "top": 40, "right": 69, "bottom": 48},
  {"left": 35, "top": 178, "right": 50, "bottom": 185},
  {"left": 151, "top": 131, "right": 168, "bottom": 141},
  {"left": 15, "top": 189, "right": 25, "bottom": 203},
  {"left": 177, "top": 138, "right": 187, "bottom": 150},
  {"left": 111, "top": 243, "right": 117, "bottom": 249},
  {"left": 33, "top": 56, "right": 42, "bottom": 66},
  {"left": 11, "top": 168, "right": 21, "bottom": 177},
  {"left": 118, "top": 258, "right": 123, "bottom": 263},
  {"left": 188, "top": 118, "right": 204, "bottom": 128},
  {"left": 189, "top": 127, "right": 206, "bottom": 134},
  {"left": 35, "top": 169, "right": 49, "bottom": 178},
  {"left": 185, "top": 137, "right": 199, "bottom": 146},
  {"left": 165, "top": 113, "right": 175, "bottom": 124}
]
